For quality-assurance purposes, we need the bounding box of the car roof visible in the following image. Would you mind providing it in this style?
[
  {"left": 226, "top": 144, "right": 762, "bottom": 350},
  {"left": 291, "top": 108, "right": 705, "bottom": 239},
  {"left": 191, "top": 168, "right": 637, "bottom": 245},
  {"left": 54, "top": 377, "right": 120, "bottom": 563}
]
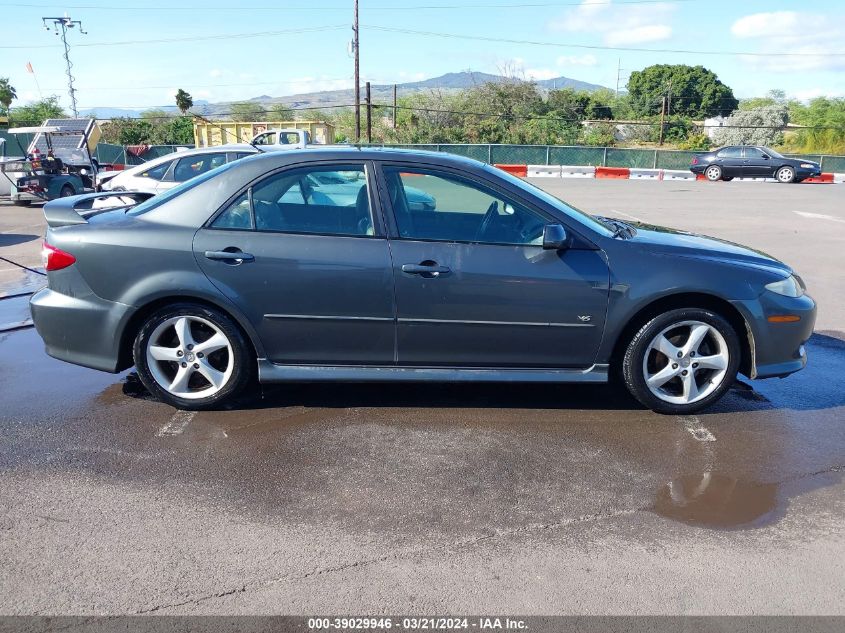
[{"left": 238, "top": 145, "right": 485, "bottom": 169}]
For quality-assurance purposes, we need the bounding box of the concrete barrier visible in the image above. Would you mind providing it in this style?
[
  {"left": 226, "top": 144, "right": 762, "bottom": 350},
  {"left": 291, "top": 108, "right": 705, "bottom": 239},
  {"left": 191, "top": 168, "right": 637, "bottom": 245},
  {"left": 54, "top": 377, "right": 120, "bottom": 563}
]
[
  {"left": 494, "top": 164, "right": 527, "bottom": 177},
  {"left": 833, "top": 173, "right": 845, "bottom": 183},
  {"left": 662, "top": 170, "right": 697, "bottom": 181},
  {"left": 560, "top": 165, "right": 596, "bottom": 178},
  {"left": 527, "top": 165, "right": 561, "bottom": 178},
  {"left": 595, "top": 166, "right": 630, "bottom": 179},
  {"left": 629, "top": 168, "right": 662, "bottom": 180},
  {"left": 804, "top": 173, "right": 834, "bottom": 184}
]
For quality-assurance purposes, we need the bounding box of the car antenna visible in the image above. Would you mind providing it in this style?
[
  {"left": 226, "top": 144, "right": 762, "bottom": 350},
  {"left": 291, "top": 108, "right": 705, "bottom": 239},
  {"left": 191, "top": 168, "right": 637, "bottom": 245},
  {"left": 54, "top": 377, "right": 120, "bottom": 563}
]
[{"left": 189, "top": 111, "right": 264, "bottom": 153}]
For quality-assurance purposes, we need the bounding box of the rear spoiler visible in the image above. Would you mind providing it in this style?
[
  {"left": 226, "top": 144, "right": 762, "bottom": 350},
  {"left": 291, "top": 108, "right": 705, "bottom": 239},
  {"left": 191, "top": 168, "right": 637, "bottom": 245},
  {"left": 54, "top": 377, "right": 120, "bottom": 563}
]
[{"left": 43, "top": 191, "right": 155, "bottom": 228}]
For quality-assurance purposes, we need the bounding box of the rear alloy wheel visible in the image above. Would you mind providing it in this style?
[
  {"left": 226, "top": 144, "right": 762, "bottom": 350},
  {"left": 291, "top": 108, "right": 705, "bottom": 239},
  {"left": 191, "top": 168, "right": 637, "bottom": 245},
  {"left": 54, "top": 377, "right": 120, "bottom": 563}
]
[
  {"left": 134, "top": 303, "right": 252, "bottom": 409},
  {"left": 59, "top": 184, "right": 75, "bottom": 197},
  {"left": 776, "top": 166, "right": 796, "bottom": 183},
  {"left": 704, "top": 165, "right": 722, "bottom": 181},
  {"left": 622, "top": 308, "right": 740, "bottom": 414}
]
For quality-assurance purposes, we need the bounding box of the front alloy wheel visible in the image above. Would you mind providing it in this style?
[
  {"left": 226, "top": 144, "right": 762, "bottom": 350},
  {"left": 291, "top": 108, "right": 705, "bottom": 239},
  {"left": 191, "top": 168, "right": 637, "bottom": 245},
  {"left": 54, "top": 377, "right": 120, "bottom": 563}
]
[
  {"left": 704, "top": 165, "right": 722, "bottom": 181},
  {"left": 622, "top": 308, "right": 740, "bottom": 414},
  {"left": 776, "top": 166, "right": 795, "bottom": 183},
  {"left": 134, "top": 303, "right": 252, "bottom": 409}
]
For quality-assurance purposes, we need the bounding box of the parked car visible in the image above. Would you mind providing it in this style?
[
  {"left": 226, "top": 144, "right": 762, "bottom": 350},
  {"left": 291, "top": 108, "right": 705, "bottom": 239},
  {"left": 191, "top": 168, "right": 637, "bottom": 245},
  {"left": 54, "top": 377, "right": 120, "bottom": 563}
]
[
  {"left": 690, "top": 146, "right": 822, "bottom": 183},
  {"left": 31, "top": 148, "right": 815, "bottom": 414},
  {"left": 98, "top": 144, "right": 257, "bottom": 194},
  {"left": 98, "top": 144, "right": 436, "bottom": 209}
]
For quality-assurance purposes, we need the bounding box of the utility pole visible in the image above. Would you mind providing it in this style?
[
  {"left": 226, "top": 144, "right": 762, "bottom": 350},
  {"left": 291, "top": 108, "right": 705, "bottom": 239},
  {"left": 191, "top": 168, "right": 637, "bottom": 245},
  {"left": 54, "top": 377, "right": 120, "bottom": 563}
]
[
  {"left": 365, "top": 81, "right": 372, "bottom": 144},
  {"left": 42, "top": 15, "right": 86, "bottom": 117},
  {"left": 353, "top": 0, "right": 360, "bottom": 143},
  {"left": 615, "top": 58, "right": 621, "bottom": 98},
  {"left": 658, "top": 96, "right": 666, "bottom": 146},
  {"left": 392, "top": 83, "right": 397, "bottom": 130}
]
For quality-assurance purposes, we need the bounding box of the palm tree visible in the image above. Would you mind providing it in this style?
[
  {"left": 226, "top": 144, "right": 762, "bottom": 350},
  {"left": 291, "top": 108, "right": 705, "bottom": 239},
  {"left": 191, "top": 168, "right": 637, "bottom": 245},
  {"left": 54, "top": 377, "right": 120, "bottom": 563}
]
[
  {"left": 0, "top": 77, "right": 17, "bottom": 116},
  {"left": 175, "top": 89, "right": 193, "bottom": 115}
]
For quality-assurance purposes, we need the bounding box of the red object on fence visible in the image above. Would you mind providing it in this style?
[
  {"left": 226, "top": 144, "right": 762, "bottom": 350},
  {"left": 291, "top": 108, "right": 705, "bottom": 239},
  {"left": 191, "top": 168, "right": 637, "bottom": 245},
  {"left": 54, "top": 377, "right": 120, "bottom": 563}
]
[
  {"left": 595, "top": 166, "right": 630, "bottom": 179},
  {"left": 494, "top": 164, "right": 528, "bottom": 177},
  {"left": 803, "top": 173, "right": 834, "bottom": 183}
]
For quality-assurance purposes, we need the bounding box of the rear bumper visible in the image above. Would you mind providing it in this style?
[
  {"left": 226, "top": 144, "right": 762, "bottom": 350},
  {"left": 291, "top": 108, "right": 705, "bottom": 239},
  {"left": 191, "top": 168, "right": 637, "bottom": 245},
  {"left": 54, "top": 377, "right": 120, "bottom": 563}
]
[
  {"left": 733, "top": 292, "right": 816, "bottom": 379},
  {"left": 30, "top": 282, "right": 131, "bottom": 373}
]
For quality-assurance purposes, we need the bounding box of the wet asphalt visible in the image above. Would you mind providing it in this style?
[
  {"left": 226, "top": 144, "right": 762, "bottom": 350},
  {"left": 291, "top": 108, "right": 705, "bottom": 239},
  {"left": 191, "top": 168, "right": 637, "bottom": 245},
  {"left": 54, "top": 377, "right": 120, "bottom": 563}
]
[{"left": 0, "top": 182, "right": 843, "bottom": 615}]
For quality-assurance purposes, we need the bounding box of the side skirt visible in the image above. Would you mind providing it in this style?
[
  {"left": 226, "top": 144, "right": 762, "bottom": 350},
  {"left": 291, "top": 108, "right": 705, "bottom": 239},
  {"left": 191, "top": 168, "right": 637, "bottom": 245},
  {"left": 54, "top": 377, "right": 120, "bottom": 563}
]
[{"left": 257, "top": 361, "right": 609, "bottom": 384}]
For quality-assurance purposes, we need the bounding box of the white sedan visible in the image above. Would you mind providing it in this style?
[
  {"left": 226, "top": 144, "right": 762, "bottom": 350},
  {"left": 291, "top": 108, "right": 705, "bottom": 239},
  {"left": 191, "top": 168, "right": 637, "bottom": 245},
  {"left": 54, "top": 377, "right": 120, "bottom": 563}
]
[{"left": 98, "top": 144, "right": 258, "bottom": 194}]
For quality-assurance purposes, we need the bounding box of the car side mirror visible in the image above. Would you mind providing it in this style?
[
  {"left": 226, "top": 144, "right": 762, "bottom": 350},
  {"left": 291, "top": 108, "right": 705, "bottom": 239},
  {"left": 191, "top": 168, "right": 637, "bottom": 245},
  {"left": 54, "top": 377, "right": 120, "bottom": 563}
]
[
  {"left": 542, "top": 223, "right": 569, "bottom": 250},
  {"left": 762, "top": 154, "right": 770, "bottom": 159}
]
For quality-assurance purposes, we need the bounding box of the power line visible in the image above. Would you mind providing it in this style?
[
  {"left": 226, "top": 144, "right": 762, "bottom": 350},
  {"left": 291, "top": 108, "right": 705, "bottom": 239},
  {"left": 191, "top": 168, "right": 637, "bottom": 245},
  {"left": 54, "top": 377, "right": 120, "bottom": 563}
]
[
  {"left": 0, "top": 25, "right": 346, "bottom": 49},
  {"left": 7, "top": 0, "right": 702, "bottom": 11},
  {"left": 363, "top": 25, "right": 845, "bottom": 57}
]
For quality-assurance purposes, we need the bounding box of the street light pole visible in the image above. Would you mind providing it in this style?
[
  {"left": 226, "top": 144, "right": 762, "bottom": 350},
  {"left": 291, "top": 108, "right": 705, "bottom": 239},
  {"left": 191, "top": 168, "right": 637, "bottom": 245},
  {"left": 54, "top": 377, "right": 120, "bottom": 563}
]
[{"left": 42, "top": 15, "right": 87, "bottom": 118}]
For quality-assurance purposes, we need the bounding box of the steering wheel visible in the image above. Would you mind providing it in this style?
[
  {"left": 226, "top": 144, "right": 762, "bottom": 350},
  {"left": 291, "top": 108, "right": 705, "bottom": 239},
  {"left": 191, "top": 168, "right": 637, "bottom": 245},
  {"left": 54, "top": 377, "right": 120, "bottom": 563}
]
[{"left": 474, "top": 201, "right": 499, "bottom": 242}]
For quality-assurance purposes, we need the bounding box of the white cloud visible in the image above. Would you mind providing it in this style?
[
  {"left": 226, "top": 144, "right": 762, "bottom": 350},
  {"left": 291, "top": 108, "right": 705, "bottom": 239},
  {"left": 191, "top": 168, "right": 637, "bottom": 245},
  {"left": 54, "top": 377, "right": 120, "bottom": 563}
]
[
  {"left": 549, "top": 0, "right": 674, "bottom": 46},
  {"left": 209, "top": 68, "right": 223, "bottom": 78},
  {"left": 731, "top": 11, "right": 845, "bottom": 72},
  {"left": 555, "top": 54, "right": 598, "bottom": 67},
  {"left": 524, "top": 68, "right": 559, "bottom": 80}
]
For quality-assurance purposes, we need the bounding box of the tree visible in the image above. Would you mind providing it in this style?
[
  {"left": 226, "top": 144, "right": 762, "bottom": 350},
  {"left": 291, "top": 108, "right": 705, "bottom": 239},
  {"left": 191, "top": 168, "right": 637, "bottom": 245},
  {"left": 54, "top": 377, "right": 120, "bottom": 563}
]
[
  {"left": 9, "top": 96, "right": 66, "bottom": 124},
  {"left": 627, "top": 64, "right": 737, "bottom": 118},
  {"left": 269, "top": 103, "right": 295, "bottom": 121},
  {"left": 175, "top": 89, "right": 193, "bottom": 115},
  {"left": 712, "top": 104, "right": 789, "bottom": 147},
  {"left": 0, "top": 77, "right": 17, "bottom": 115},
  {"left": 229, "top": 101, "right": 266, "bottom": 122}
]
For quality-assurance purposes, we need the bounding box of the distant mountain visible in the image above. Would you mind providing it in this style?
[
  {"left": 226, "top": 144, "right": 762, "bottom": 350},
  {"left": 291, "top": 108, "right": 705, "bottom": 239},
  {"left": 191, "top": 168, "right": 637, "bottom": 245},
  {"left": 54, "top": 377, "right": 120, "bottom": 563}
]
[{"left": 80, "top": 72, "right": 608, "bottom": 119}]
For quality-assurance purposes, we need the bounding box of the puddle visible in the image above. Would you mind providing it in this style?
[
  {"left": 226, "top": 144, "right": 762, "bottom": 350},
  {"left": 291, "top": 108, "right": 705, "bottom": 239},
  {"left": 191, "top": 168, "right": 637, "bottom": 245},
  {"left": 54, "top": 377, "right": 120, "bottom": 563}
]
[{"left": 652, "top": 472, "right": 779, "bottom": 529}]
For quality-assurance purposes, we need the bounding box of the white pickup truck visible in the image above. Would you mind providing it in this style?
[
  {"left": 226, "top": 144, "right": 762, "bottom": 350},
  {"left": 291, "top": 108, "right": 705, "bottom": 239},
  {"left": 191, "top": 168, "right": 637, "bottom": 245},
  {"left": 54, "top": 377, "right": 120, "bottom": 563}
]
[{"left": 250, "top": 128, "right": 313, "bottom": 149}]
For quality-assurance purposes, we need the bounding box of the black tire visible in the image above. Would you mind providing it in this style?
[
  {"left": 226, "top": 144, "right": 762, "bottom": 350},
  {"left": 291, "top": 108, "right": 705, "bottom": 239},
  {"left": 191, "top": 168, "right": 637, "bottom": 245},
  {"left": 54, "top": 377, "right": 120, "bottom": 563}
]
[
  {"left": 621, "top": 308, "right": 740, "bottom": 415},
  {"left": 776, "top": 166, "right": 796, "bottom": 183},
  {"left": 722, "top": 176, "right": 734, "bottom": 182},
  {"left": 12, "top": 200, "right": 31, "bottom": 207},
  {"left": 133, "top": 303, "right": 253, "bottom": 410},
  {"left": 704, "top": 165, "right": 722, "bottom": 181},
  {"left": 59, "top": 184, "right": 75, "bottom": 197}
]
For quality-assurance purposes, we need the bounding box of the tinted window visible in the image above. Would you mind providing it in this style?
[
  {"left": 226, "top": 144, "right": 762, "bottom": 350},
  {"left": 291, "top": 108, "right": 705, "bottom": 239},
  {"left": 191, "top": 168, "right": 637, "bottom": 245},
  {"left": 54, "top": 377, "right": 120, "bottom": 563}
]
[
  {"left": 251, "top": 165, "right": 372, "bottom": 236},
  {"left": 716, "top": 147, "right": 742, "bottom": 158},
  {"left": 744, "top": 147, "right": 767, "bottom": 158},
  {"left": 383, "top": 167, "right": 547, "bottom": 246},
  {"left": 173, "top": 153, "right": 227, "bottom": 182},
  {"left": 212, "top": 192, "right": 252, "bottom": 230},
  {"left": 139, "top": 160, "right": 171, "bottom": 181}
]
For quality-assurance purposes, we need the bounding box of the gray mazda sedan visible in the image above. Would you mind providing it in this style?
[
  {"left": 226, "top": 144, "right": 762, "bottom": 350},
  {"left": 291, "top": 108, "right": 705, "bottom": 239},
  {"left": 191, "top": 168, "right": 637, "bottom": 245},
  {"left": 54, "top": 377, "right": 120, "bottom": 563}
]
[{"left": 30, "top": 148, "right": 816, "bottom": 414}]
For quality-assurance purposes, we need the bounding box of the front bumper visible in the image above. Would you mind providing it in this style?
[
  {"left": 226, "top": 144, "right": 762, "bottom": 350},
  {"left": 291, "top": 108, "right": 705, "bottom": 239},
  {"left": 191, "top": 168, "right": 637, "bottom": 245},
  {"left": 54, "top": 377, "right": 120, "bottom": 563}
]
[
  {"left": 733, "top": 292, "right": 817, "bottom": 379},
  {"left": 30, "top": 274, "right": 132, "bottom": 373}
]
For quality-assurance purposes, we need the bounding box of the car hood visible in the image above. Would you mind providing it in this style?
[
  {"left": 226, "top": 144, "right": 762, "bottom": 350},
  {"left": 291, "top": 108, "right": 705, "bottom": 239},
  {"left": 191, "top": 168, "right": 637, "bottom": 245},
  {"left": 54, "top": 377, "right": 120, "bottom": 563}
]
[{"left": 620, "top": 220, "right": 792, "bottom": 275}]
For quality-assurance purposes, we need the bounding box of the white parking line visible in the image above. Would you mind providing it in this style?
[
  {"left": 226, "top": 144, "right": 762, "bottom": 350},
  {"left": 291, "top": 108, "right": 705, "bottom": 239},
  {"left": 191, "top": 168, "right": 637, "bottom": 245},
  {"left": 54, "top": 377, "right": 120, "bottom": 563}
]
[
  {"left": 679, "top": 415, "right": 716, "bottom": 442},
  {"left": 155, "top": 411, "right": 195, "bottom": 437},
  {"left": 608, "top": 209, "right": 644, "bottom": 222},
  {"left": 793, "top": 211, "right": 845, "bottom": 224}
]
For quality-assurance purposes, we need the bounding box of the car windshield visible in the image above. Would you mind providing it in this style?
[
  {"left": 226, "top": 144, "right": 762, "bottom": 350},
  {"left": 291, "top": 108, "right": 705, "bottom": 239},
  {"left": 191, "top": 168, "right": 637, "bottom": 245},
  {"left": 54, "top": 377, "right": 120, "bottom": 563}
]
[
  {"left": 127, "top": 159, "right": 240, "bottom": 216},
  {"left": 482, "top": 164, "right": 615, "bottom": 237},
  {"left": 762, "top": 147, "right": 785, "bottom": 159}
]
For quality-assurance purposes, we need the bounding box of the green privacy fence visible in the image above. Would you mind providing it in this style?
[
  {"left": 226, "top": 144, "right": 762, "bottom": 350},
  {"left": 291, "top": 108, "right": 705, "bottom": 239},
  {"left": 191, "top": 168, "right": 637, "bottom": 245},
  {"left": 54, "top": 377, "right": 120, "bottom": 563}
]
[
  {"left": 382, "top": 143, "right": 845, "bottom": 172},
  {"left": 6, "top": 136, "right": 845, "bottom": 173}
]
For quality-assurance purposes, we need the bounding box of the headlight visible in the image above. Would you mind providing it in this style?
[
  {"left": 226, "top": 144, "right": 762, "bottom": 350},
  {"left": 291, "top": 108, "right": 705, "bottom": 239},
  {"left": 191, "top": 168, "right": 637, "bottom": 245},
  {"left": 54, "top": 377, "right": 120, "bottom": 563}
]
[
  {"left": 765, "top": 275, "right": 804, "bottom": 298},
  {"left": 799, "top": 163, "right": 816, "bottom": 168}
]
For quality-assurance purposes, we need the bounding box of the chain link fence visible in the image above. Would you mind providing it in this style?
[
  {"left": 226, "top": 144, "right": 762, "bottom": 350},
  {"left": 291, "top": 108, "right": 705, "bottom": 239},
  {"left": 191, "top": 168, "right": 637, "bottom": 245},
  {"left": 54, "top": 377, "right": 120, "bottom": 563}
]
[
  {"left": 381, "top": 143, "right": 845, "bottom": 172},
  {"left": 7, "top": 135, "right": 844, "bottom": 173}
]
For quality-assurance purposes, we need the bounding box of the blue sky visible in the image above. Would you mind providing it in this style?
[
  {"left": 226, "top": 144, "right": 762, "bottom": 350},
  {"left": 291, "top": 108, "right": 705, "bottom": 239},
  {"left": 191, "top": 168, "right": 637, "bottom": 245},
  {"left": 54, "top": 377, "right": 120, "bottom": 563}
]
[{"left": 2, "top": 0, "right": 844, "bottom": 112}]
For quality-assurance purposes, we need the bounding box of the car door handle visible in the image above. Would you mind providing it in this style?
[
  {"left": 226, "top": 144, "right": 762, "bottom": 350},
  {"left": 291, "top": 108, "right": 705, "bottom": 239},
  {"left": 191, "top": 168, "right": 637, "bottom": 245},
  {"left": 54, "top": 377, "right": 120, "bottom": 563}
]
[
  {"left": 401, "top": 262, "right": 451, "bottom": 277},
  {"left": 204, "top": 250, "right": 255, "bottom": 264}
]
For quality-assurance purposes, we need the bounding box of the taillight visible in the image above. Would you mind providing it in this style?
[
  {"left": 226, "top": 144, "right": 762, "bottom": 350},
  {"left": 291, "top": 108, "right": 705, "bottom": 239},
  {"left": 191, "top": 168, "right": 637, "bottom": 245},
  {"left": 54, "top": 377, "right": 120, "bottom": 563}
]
[{"left": 42, "top": 242, "right": 76, "bottom": 271}]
